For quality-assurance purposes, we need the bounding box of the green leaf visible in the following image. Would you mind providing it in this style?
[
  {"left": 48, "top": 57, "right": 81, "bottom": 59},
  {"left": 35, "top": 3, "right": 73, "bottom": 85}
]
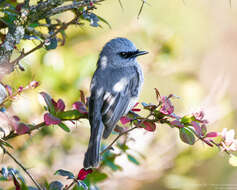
[
  {"left": 54, "top": 169, "right": 74, "bottom": 179},
  {"left": 57, "top": 110, "right": 86, "bottom": 120},
  {"left": 96, "top": 15, "right": 112, "bottom": 29},
  {"left": 181, "top": 115, "right": 192, "bottom": 124},
  {"left": 0, "top": 139, "right": 13, "bottom": 149},
  {"left": 127, "top": 154, "right": 140, "bottom": 165},
  {"left": 58, "top": 122, "right": 70, "bottom": 133},
  {"left": 229, "top": 154, "right": 237, "bottom": 167},
  {"left": 104, "top": 160, "right": 122, "bottom": 171},
  {"left": 87, "top": 171, "right": 108, "bottom": 183},
  {"left": 117, "top": 143, "right": 129, "bottom": 152},
  {"left": 179, "top": 127, "right": 195, "bottom": 145}
]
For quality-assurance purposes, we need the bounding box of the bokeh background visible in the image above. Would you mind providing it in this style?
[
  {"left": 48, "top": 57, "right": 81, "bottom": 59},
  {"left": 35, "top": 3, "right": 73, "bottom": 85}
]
[{"left": 2, "top": 0, "right": 237, "bottom": 189}]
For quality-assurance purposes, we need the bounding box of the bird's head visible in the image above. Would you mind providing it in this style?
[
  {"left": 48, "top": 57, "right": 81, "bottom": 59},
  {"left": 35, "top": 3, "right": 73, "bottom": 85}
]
[{"left": 98, "top": 37, "right": 148, "bottom": 68}]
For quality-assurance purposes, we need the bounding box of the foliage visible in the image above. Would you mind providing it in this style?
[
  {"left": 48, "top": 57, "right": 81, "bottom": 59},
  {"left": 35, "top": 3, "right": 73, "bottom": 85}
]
[{"left": 0, "top": 0, "right": 236, "bottom": 190}]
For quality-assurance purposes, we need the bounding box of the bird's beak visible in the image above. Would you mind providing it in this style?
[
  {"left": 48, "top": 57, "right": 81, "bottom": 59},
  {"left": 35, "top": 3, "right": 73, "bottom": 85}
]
[{"left": 133, "top": 50, "right": 149, "bottom": 57}]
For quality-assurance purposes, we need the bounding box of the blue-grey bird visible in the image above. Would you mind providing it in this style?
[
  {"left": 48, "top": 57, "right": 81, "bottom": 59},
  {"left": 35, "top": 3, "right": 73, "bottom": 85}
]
[{"left": 83, "top": 37, "right": 148, "bottom": 168}]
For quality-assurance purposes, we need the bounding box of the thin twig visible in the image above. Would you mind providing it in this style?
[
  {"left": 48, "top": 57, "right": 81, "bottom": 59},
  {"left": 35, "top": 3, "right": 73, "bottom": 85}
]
[
  {"left": 100, "top": 126, "right": 138, "bottom": 155},
  {"left": 0, "top": 145, "right": 43, "bottom": 190},
  {"left": 63, "top": 178, "right": 77, "bottom": 190},
  {"left": 3, "top": 122, "right": 45, "bottom": 141}
]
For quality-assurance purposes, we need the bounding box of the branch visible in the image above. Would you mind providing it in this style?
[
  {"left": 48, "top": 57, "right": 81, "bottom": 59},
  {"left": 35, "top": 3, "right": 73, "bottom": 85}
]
[
  {"left": 3, "top": 122, "right": 45, "bottom": 141},
  {"left": 0, "top": 145, "right": 43, "bottom": 190},
  {"left": 100, "top": 126, "right": 138, "bottom": 155},
  {"left": 9, "top": 16, "right": 78, "bottom": 66}
]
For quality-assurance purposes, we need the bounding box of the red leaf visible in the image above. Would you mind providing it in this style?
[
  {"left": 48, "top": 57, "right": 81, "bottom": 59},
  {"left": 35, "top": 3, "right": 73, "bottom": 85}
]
[
  {"left": 170, "top": 120, "right": 184, "bottom": 128},
  {"left": 206, "top": 132, "right": 218, "bottom": 138},
  {"left": 44, "top": 113, "right": 61, "bottom": 125},
  {"left": 77, "top": 168, "right": 93, "bottom": 180},
  {"left": 56, "top": 99, "right": 65, "bottom": 112},
  {"left": 16, "top": 123, "right": 30, "bottom": 135},
  {"left": 120, "top": 116, "right": 131, "bottom": 125},
  {"left": 72, "top": 102, "right": 88, "bottom": 114},
  {"left": 140, "top": 121, "right": 156, "bottom": 132}
]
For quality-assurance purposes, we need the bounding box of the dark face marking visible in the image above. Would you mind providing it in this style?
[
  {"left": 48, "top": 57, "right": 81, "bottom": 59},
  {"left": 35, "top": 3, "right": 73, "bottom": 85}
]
[{"left": 119, "top": 49, "right": 148, "bottom": 59}]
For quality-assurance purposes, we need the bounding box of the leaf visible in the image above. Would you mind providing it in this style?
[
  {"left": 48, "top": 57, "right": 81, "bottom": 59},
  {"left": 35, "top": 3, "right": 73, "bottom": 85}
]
[
  {"left": 104, "top": 160, "right": 122, "bottom": 171},
  {"left": 154, "top": 88, "right": 161, "bottom": 102},
  {"left": 139, "top": 121, "right": 156, "bottom": 132},
  {"left": 40, "top": 92, "right": 55, "bottom": 114},
  {"left": 229, "top": 154, "right": 237, "bottom": 167},
  {"left": 56, "top": 99, "right": 65, "bottom": 112},
  {"left": 206, "top": 132, "right": 218, "bottom": 138},
  {"left": 117, "top": 143, "right": 129, "bottom": 152},
  {"left": 72, "top": 102, "right": 88, "bottom": 114},
  {"left": 179, "top": 127, "right": 195, "bottom": 145},
  {"left": 44, "top": 113, "right": 61, "bottom": 125},
  {"left": 87, "top": 171, "right": 108, "bottom": 183},
  {"left": 57, "top": 110, "right": 86, "bottom": 120},
  {"left": 16, "top": 123, "right": 30, "bottom": 135},
  {"left": 82, "top": 12, "right": 99, "bottom": 27},
  {"left": 96, "top": 15, "right": 112, "bottom": 29},
  {"left": 45, "top": 37, "right": 58, "bottom": 50},
  {"left": 1, "top": 167, "right": 8, "bottom": 179},
  {"left": 80, "top": 90, "right": 86, "bottom": 105},
  {"left": 77, "top": 181, "right": 88, "bottom": 190},
  {"left": 55, "top": 169, "right": 74, "bottom": 179},
  {"left": 58, "top": 122, "right": 70, "bottom": 133},
  {"left": 120, "top": 116, "right": 131, "bottom": 125},
  {"left": 181, "top": 115, "right": 192, "bottom": 124},
  {"left": 49, "top": 181, "right": 63, "bottom": 190},
  {"left": 77, "top": 168, "right": 93, "bottom": 181},
  {"left": 191, "top": 121, "right": 202, "bottom": 136},
  {"left": 127, "top": 154, "right": 140, "bottom": 165}
]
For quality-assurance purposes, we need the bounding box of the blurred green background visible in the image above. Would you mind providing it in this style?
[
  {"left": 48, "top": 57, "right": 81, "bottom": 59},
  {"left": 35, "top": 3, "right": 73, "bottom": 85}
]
[{"left": 2, "top": 0, "right": 237, "bottom": 189}]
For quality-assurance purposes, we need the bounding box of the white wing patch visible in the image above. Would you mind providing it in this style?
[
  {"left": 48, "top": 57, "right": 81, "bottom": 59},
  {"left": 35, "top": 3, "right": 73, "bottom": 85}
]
[
  {"left": 113, "top": 77, "right": 128, "bottom": 92},
  {"left": 101, "top": 56, "right": 108, "bottom": 70}
]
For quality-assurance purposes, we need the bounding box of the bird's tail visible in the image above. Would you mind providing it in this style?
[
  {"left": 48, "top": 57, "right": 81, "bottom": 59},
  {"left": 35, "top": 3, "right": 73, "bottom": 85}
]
[{"left": 83, "top": 120, "right": 104, "bottom": 169}]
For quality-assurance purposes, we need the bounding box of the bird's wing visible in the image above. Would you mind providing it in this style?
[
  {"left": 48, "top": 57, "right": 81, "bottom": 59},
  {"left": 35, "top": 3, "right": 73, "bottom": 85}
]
[{"left": 101, "top": 71, "right": 140, "bottom": 139}]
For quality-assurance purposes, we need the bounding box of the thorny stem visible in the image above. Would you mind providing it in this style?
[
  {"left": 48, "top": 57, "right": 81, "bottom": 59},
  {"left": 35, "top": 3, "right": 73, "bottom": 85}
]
[{"left": 0, "top": 145, "right": 43, "bottom": 190}]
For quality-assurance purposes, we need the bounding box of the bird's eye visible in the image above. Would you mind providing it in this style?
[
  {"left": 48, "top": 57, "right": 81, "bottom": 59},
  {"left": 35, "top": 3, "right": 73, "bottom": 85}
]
[{"left": 119, "top": 52, "right": 128, "bottom": 58}]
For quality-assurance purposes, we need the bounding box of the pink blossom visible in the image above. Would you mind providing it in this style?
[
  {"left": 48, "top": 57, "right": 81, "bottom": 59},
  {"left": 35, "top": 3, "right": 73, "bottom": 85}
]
[
  {"left": 193, "top": 111, "right": 208, "bottom": 124},
  {"left": 219, "top": 128, "right": 237, "bottom": 151},
  {"left": 160, "top": 96, "right": 174, "bottom": 115}
]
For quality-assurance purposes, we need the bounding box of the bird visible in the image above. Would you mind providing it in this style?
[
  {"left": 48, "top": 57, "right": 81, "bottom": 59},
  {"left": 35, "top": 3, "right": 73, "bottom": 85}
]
[{"left": 83, "top": 37, "right": 148, "bottom": 169}]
